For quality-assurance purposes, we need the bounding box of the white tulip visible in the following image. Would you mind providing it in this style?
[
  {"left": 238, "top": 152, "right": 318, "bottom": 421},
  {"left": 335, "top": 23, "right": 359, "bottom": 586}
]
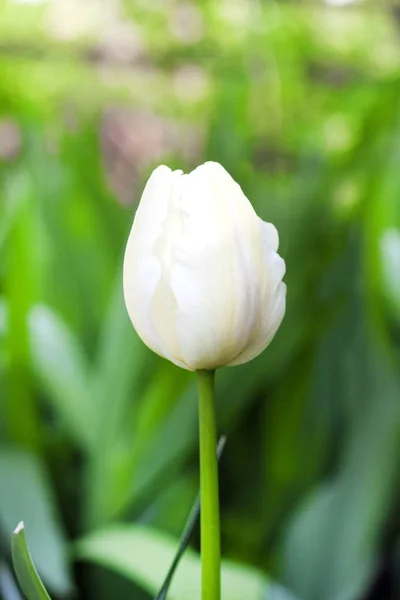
[{"left": 123, "top": 161, "right": 286, "bottom": 371}]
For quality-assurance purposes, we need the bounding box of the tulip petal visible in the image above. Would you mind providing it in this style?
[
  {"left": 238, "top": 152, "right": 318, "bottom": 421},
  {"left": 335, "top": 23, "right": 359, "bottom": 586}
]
[
  {"left": 227, "top": 219, "right": 286, "bottom": 366},
  {"left": 124, "top": 161, "right": 286, "bottom": 371},
  {"left": 262, "top": 221, "right": 279, "bottom": 253},
  {"left": 123, "top": 166, "right": 187, "bottom": 367},
  {"left": 228, "top": 281, "right": 286, "bottom": 366},
  {"left": 171, "top": 163, "right": 264, "bottom": 369}
]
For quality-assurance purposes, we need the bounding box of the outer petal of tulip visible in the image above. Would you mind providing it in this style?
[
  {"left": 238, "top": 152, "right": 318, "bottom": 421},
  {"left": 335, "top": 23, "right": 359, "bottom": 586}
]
[
  {"left": 123, "top": 165, "right": 187, "bottom": 368},
  {"left": 123, "top": 161, "right": 286, "bottom": 371}
]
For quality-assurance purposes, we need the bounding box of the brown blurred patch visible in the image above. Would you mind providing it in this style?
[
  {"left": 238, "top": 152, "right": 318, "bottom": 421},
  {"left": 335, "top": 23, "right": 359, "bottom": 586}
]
[
  {"left": 0, "top": 119, "right": 21, "bottom": 162},
  {"left": 101, "top": 109, "right": 204, "bottom": 205}
]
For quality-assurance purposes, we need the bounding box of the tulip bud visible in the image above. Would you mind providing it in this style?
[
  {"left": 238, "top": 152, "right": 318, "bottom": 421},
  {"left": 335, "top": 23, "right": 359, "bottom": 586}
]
[{"left": 123, "top": 161, "right": 286, "bottom": 371}]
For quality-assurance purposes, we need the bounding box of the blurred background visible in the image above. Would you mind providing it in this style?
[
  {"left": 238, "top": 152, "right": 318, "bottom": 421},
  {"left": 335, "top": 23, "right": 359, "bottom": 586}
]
[{"left": 1, "top": 0, "right": 400, "bottom": 599}]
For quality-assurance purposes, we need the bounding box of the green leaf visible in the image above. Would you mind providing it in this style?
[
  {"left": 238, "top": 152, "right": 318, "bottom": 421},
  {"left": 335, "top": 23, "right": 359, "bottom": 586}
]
[
  {"left": 380, "top": 228, "right": 400, "bottom": 321},
  {"left": 0, "top": 449, "right": 72, "bottom": 595},
  {"left": 11, "top": 522, "right": 51, "bottom": 600},
  {"left": 92, "top": 276, "right": 149, "bottom": 438},
  {"left": 85, "top": 280, "right": 152, "bottom": 525},
  {"left": 28, "top": 305, "right": 94, "bottom": 450},
  {"left": 3, "top": 189, "right": 41, "bottom": 451},
  {"left": 76, "top": 525, "right": 295, "bottom": 600},
  {"left": 282, "top": 337, "right": 400, "bottom": 600}
]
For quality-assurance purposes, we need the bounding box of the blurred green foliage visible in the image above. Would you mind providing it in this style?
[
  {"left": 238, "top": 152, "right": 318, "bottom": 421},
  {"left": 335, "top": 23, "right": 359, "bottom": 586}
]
[{"left": 1, "top": 0, "right": 400, "bottom": 599}]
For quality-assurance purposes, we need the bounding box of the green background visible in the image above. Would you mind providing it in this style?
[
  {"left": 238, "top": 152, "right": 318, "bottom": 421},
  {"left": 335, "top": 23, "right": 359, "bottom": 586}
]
[{"left": 1, "top": 1, "right": 400, "bottom": 599}]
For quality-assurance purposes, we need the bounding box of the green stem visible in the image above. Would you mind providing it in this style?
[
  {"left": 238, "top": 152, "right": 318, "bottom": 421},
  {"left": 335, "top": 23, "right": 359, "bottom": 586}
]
[{"left": 196, "top": 370, "right": 220, "bottom": 600}]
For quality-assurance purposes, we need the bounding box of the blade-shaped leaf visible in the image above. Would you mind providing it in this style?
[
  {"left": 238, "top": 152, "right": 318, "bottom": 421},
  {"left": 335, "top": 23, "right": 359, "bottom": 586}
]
[
  {"left": 28, "top": 305, "right": 94, "bottom": 450},
  {"left": 11, "top": 523, "right": 51, "bottom": 600}
]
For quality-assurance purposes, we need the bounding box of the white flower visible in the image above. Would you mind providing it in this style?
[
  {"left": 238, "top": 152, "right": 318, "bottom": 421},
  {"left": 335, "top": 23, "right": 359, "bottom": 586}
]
[{"left": 123, "top": 161, "right": 286, "bottom": 371}]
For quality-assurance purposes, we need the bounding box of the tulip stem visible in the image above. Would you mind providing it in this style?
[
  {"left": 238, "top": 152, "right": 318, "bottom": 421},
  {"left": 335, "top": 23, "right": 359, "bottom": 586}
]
[{"left": 196, "top": 369, "right": 220, "bottom": 600}]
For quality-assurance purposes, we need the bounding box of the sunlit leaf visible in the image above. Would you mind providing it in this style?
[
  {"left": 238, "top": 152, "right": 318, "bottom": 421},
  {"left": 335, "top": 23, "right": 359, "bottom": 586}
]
[{"left": 76, "top": 525, "right": 296, "bottom": 600}]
